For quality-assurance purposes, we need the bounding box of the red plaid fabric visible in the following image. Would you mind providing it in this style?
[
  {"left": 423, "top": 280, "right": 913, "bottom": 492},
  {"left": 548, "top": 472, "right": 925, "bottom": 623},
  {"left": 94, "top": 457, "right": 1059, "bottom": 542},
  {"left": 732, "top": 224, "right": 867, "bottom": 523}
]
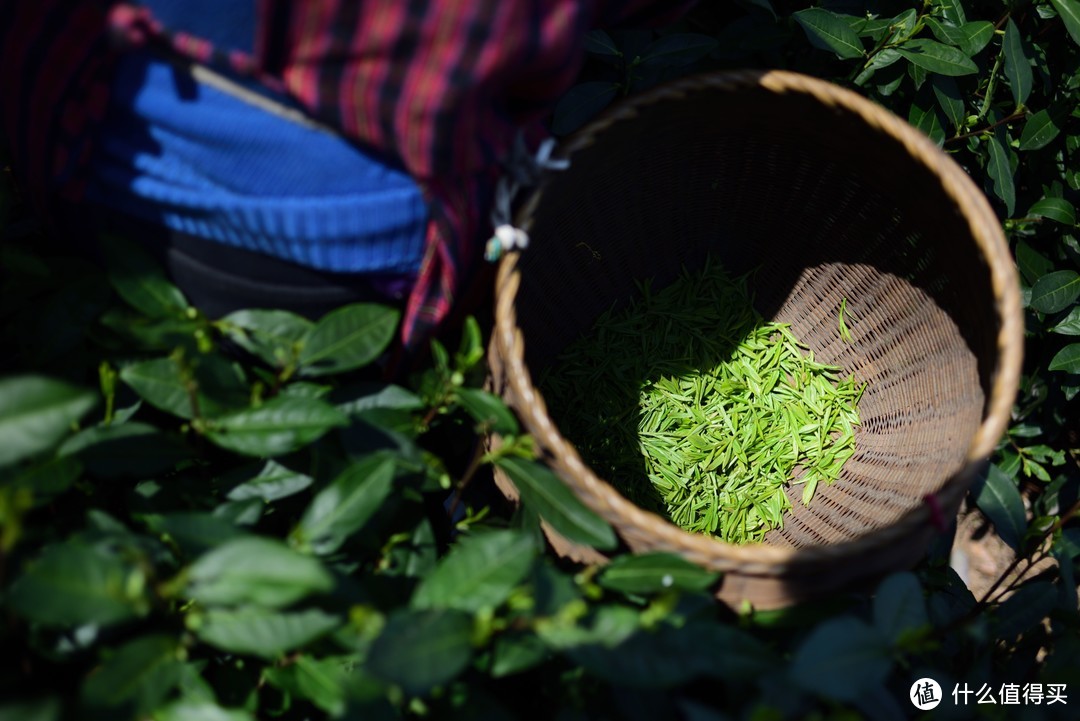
[{"left": 0, "top": 0, "right": 693, "bottom": 345}]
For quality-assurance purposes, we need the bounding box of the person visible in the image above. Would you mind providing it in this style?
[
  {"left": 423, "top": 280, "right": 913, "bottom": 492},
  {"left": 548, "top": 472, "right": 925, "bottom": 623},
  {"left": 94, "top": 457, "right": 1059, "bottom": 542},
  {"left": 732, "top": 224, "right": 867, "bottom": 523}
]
[{"left": 0, "top": 0, "right": 693, "bottom": 350}]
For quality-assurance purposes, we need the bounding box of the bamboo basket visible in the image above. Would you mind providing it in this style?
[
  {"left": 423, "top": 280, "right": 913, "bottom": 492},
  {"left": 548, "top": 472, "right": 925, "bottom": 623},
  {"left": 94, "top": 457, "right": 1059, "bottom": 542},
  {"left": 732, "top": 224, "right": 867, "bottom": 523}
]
[{"left": 489, "top": 70, "right": 1023, "bottom": 609}]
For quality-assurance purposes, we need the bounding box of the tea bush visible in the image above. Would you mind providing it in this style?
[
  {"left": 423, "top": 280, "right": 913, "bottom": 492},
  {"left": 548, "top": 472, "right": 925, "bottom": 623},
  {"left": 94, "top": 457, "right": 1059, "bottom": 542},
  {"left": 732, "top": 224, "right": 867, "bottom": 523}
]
[{"left": 1, "top": 1, "right": 1079, "bottom": 719}]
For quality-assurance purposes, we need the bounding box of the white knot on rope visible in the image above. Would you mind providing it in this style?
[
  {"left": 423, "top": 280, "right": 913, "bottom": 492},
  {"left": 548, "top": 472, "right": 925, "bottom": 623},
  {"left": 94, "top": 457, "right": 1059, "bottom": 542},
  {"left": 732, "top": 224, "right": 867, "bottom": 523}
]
[{"left": 485, "top": 134, "right": 570, "bottom": 262}]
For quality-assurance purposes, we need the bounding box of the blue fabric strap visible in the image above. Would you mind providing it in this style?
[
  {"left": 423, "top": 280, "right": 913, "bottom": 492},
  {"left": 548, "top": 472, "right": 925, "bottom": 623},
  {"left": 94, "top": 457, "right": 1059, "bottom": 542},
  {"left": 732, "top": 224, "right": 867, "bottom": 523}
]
[{"left": 86, "top": 50, "right": 428, "bottom": 275}]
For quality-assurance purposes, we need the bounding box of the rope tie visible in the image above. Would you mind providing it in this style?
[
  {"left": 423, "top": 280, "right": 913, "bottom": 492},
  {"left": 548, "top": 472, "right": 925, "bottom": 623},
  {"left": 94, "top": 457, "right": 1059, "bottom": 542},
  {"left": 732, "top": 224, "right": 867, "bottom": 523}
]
[{"left": 485, "top": 134, "right": 570, "bottom": 262}]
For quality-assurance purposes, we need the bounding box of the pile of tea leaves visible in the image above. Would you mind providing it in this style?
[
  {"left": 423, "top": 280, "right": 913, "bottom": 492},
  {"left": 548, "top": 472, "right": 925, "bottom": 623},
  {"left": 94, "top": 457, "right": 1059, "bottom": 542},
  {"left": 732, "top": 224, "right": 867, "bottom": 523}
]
[{"left": 540, "top": 259, "right": 865, "bottom": 544}]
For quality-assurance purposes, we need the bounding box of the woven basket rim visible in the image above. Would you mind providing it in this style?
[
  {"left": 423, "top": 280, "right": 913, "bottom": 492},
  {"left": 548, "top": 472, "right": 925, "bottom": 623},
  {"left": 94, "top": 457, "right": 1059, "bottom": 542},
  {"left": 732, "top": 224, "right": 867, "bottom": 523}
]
[{"left": 494, "top": 69, "right": 1023, "bottom": 572}]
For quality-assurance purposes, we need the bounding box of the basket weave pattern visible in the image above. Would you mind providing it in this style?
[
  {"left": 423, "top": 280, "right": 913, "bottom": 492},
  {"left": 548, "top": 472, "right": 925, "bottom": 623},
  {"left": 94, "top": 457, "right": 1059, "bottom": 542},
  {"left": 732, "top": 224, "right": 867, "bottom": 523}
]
[{"left": 490, "top": 71, "right": 1023, "bottom": 608}]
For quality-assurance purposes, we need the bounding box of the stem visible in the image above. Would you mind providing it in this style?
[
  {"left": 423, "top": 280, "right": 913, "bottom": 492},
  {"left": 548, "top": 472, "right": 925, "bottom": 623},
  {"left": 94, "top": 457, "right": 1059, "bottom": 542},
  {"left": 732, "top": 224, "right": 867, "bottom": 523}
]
[
  {"left": 978, "top": 49, "right": 1005, "bottom": 121},
  {"left": 945, "top": 110, "right": 1025, "bottom": 144},
  {"left": 447, "top": 440, "right": 486, "bottom": 519}
]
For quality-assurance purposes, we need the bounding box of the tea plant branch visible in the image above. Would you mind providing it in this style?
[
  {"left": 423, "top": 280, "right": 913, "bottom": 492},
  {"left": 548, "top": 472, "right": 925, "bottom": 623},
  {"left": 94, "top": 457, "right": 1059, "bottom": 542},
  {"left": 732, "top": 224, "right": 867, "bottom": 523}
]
[
  {"left": 447, "top": 438, "right": 487, "bottom": 519},
  {"left": 945, "top": 110, "right": 1026, "bottom": 144},
  {"left": 977, "top": 48, "right": 1006, "bottom": 121}
]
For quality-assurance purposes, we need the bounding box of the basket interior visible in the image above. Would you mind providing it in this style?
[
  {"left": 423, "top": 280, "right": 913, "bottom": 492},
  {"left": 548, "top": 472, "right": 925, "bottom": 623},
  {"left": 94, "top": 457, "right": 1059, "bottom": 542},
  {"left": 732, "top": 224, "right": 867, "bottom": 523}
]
[{"left": 513, "top": 83, "right": 997, "bottom": 549}]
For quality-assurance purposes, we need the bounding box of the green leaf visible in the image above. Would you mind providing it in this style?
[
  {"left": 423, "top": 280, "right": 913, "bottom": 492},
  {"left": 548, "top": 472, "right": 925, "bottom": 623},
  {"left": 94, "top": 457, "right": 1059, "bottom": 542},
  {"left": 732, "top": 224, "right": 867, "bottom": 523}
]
[
  {"left": 908, "top": 98, "right": 945, "bottom": 146},
  {"left": 59, "top": 422, "right": 190, "bottom": 479},
  {"left": 154, "top": 700, "right": 255, "bottom": 721},
  {"left": 99, "top": 233, "right": 189, "bottom": 318},
  {"left": 1048, "top": 343, "right": 1080, "bottom": 373},
  {"left": 187, "top": 537, "right": 333, "bottom": 608},
  {"left": 552, "top": 81, "right": 618, "bottom": 136},
  {"left": 1050, "top": 307, "right": 1080, "bottom": 336},
  {"left": 790, "top": 618, "right": 891, "bottom": 701},
  {"left": 5, "top": 455, "right": 82, "bottom": 506},
  {"left": 1015, "top": 240, "right": 1054, "bottom": 286},
  {"left": 455, "top": 388, "right": 519, "bottom": 435},
  {"left": 1050, "top": 0, "right": 1080, "bottom": 46},
  {"left": 598, "top": 552, "right": 718, "bottom": 595},
  {"left": 192, "top": 607, "right": 341, "bottom": 659},
  {"left": 931, "top": 75, "right": 965, "bottom": 131},
  {"left": 569, "top": 621, "right": 773, "bottom": 687},
  {"left": 896, "top": 39, "right": 978, "bottom": 76},
  {"left": 298, "top": 303, "right": 399, "bottom": 377},
  {"left": 1028, "top": 197, "right": 1077, "bottom": 225},
  {"left": 366, "top": 609, "right": 474, "bottom": 696},
  {"left": 262, "top": 655, "right": 353, "bottom": 716},
  {"left": 119, "top": 357, "right": 195, "bottom": 419},
  {"left": 333, "top": 383, "right": 423, "bottom": 417},
  {"left": 143, "top": 512, "right": 249, "bottom": 557},
  {"left": 224, "top": 459, "right": 314, "bottom": 502},
  {"left": 0, "top": 376, "right": 97, "bottom": 468},
  {"left": 82, "top": 635, "right": 183, "bottom": 715},
  {"left": 974, "top": 463, "right": 1027, "bottom": 551},
  {"left": 872, "top": 572, "right": 928, "bottom": 643},
  {"left": 294, "top": 455, "right": 396, "bottom": 555},
  {"left": 1030, "top": 270, "right": 1080, "bottom": 314},
  {"left": 1003, "top": 19, "right": 1032, "bottom": 107},
  {"left": 792, "top": 8, "right": 864, "bottom": 59},
  {"left": 584, "top": 29, "right": 620, "bottom": 57},
  {"left": 204, "top": 396, "right": 348, "bottom": 457},
  {"left": 986, "top": 130, "right": 1016, "bottom": 216},
  {"left": 639, "top": 33, "right": 718, "bottom": 68},
  {"left": 956, "top": 21, "right": 995, "bottom": 56},
  {"left": 412, "top": 530, "right": 536, "bottom": 612},
  {"left": 7, "top": 543, "right": 147, "bottom": 626},
  {"left": 995, "top": 582, "right": 1058, "bottom": 639},
  {"left": 0, "top": 698, "right": 61, "bottom": 721},
  {"left": 491, "top": 633, "right": 549, "bottom": 678},
  {"left": 495, "top": 457, "right": 617, "bottom": 550},
  {"left": 219, "top": 309, "right": 312, "bottom": 368}
]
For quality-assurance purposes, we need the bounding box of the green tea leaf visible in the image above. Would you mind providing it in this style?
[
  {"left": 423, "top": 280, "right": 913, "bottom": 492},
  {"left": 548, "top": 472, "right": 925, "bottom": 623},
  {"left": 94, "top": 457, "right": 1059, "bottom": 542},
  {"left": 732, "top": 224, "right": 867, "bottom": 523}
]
[
  {"left": 99, "top": 233, "right": 189, "bottom": 318},
  {"left": 82, "top": 635, "right": 182, "bottom": 714},
  {"left": 5, "top": 455, "right": 82, "bottom": 506},
  {"left": 1048, "top": 343, "right": 1080, "bottom": 373},
  {"left": 1030, "top": 270, "right": 1080, "bottom": 314},
  {"left": 896, "top": 39, "right": 978, "bottom": 76},
  {"left": 0, "top": 376, "right": 97, "bottom": 468},
  {"left": 455, "top": 388, "right": 519, "bottom": 435},
  {"left": 120, "top": 357, "right": 195, "bottom": 419},
  {"left": 956, "top": 21, "right": 995, "bottom": 56},
  {"left": 974, "top": 463, "right": 1027, "bottom": 551},
  {"left": 366, "top": 608, "right": 473, "bottom": 696},
  {"left": 187, "top": 537, "right": 334, "bottom": 608},
  {"left": 995, "top": 582, "right": 1058, "bottom": 639},
  {"left": 584, "top": 29, "right": 620, "bottom": 57},
  {"left": 144, "top": 512, "right": 250, "bottom": 557},
  {"left": 153, "top": 700, "right": 255, "bottom": 721},
  {"left": 295, "top": 455, "right": 396, "bottom": 555},
  {"left": 333, "top": 383, "right": 423, "bottom": 417},
  {"left": 552, "top": 81, "right": 618, "bottom": 136},
  {"left": 7, "top": 543, "right": 147, "bottom": 626},
  {"left": 495, "top": 457, "right": 617, "bottom": 550},
  {"left": 598, "top": 552, "right": 718, "bottom": 594},
  {"left": 412, "top": 530, "right": 536, "bottom": 612},
  {"left": 1015, "top": 240, "right": 1054, "bottom": 285},
  {"left": 909, "top": 98, "right": 945, "bottom": 146},
  {"left": 793, "top": 8, "right": 864, "bottom": 59},
  {"left": 1028, "top": 197, "right": 1076, "bottom": 225},
  {"left": 59, "top": 422, "right": 190, "bottom": 479},
  {"left": 986, "top": 130, "right": 1016, "bottom": 216},
  {"left": 0, "top": 699, "right": 61, "bottom": 721},
  {"left": 872, "top": 572, "right": 928, "bottom": 643},
  {"left": 639, "top": 33, "right": 718, "bottom": 68},
  {"left": 204, "top": 396, "right": 348, "bottom": 457},
  {"left": 931, "top": 75, "right": 965, "bottom": 131},
  {"left": 224, "top": 459, "right": 314, "bottom": 502},
  {"left": 1003, "top": 19, "right": 1033, "bottom": 107},
  {"left": 1051, "top": 307, "right": 1080, "bottom": 336},
  {"left": 192, "top": 607, "right": 341, "bottom": 659},
  {"left": 1018, "top": 110, "right": 1060, "bottom": 150},
  {"left": 1050, "top": 0, "right": 1080, "bottom": 47},
  {"left": 262, "top": 655, "right": 352, "bottom": 716},
  {"left": 219, "top": 309, "right": 312, "bottom": 368},
  {"left": 298, "top": 303, "right": 400, "bottom": 377},
  {"left": 790, "top": 618, "right": 891, "bottom": 701}
]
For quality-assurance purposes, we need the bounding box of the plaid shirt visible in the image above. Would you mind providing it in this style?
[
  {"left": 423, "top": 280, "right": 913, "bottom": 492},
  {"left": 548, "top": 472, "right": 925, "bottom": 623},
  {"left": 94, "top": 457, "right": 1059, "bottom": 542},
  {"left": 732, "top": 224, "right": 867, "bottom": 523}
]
[{"left": 0, "top": 0, "right": 691, "bottom": 345}]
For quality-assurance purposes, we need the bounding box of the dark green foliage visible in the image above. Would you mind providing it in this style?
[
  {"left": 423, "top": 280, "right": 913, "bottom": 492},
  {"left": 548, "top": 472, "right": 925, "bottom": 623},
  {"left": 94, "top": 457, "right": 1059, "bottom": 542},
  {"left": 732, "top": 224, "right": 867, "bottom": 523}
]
[{"left": 1, "top": 2, "right": 1079, "bottom": 719}]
